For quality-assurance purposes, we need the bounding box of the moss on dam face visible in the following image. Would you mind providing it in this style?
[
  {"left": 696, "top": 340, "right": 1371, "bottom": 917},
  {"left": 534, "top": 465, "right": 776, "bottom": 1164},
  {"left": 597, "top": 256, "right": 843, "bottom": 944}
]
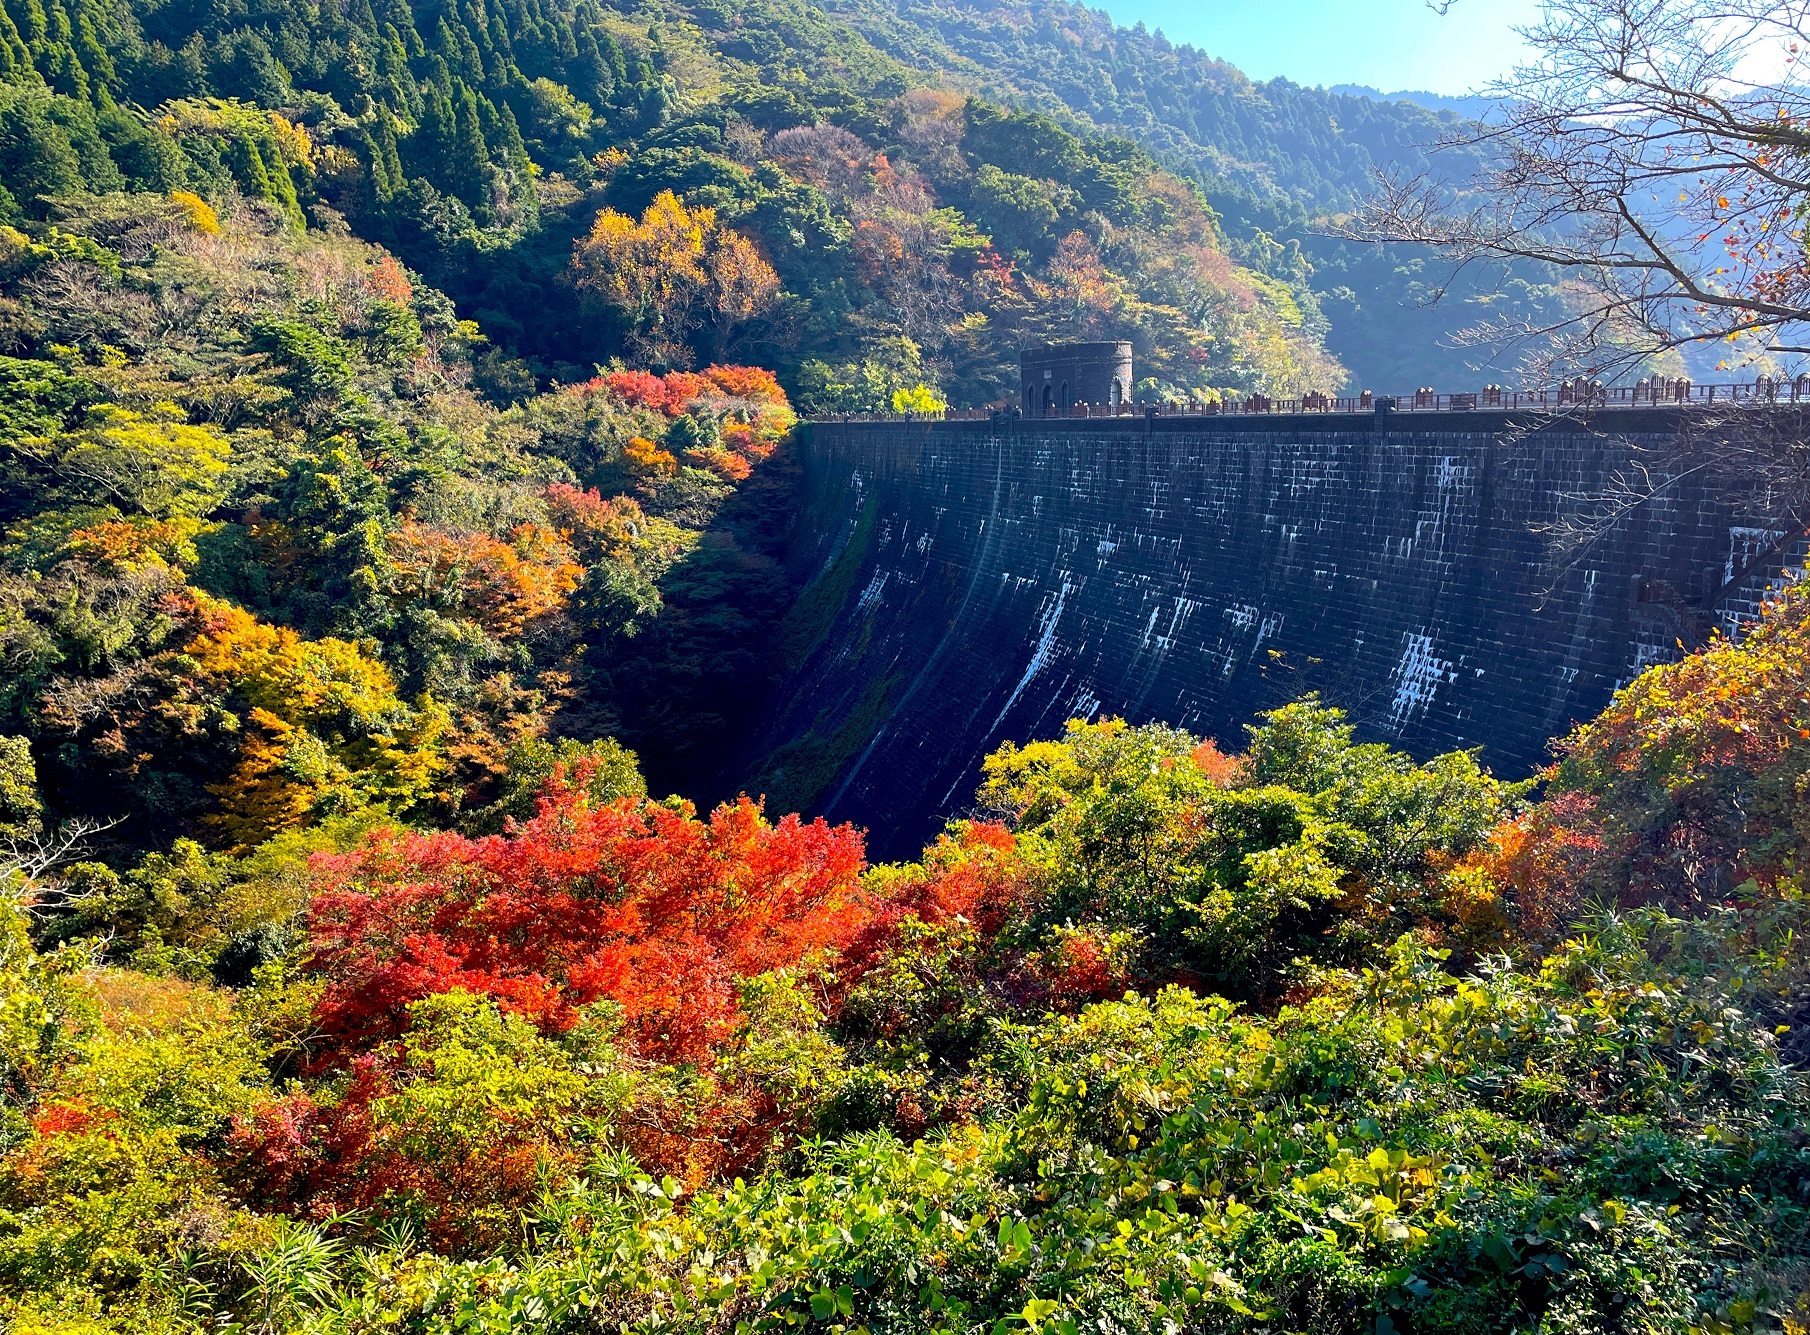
[{"left": 735, "top": 411, "right": 1802, "bottom": 859}]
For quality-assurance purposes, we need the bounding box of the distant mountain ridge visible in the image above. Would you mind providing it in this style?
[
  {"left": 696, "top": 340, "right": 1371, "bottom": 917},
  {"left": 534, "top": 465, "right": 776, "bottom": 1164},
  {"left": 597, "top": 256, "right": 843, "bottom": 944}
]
[{"left": 1328, "top": 85, "right": 1503, "bottom": 123}]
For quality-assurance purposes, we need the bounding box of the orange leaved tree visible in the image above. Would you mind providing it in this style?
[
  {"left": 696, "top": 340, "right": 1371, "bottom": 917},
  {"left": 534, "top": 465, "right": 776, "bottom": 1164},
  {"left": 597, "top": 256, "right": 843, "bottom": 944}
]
[
  {"left": 184, "top": 596, "right": 448, "bottom": 847},
  {"left": 302, "top": 767, "right": 872, "bottom": 1063},
  {"left": 1550, "top": 583, "right": 1810, "bottom": 908},
  {"left": 571, "top": 190, "right": 779, "bottom": 367}
]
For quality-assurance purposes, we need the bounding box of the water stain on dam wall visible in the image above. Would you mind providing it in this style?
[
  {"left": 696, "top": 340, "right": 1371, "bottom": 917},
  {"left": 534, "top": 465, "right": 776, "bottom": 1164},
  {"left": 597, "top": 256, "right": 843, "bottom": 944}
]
[{"left": 739, "top": 410, "right": 1798, "bottom": 859}]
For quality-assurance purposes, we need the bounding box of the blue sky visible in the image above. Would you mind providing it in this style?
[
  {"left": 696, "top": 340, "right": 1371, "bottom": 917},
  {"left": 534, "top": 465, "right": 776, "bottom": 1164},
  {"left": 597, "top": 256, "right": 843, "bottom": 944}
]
[{"left": 1092, "top": 0, "right": 1544, "bottom": 95}]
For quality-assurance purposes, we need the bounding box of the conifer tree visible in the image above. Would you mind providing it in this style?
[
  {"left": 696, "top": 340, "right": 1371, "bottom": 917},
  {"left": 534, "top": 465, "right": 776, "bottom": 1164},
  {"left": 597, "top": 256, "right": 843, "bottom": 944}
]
[
  {"left": 494, "top": 98, "right": 527, "bottom": 162},
  {"left": 15, "top": 0, "right": 46, "bottom": 49},
  {"left": 267, "top": 136, "right": 301, "bottom": 223},
  {"left": 174, "top": 33, "right": 208, "bottom": 97},
  {"left": 0, "top": 5, "right": 30, "bottom": 82},
  {"left": 361, "top": 125, "right": 393, "bottom": 203},
  {"left": 73, "top": 12, "right": 112, "bottom": 104},
  {"left": 0, "top": 95, "right": 85, "bottom": 213},
  {"left": 599, "top": 28, "right": 626, "bottom": 84},
  {"left": 369, "top": 114, "right": 402, "bottom": 202},
  {"left": 412, "top": 80, "right": 452, "bottom": 189},
  {"left": 389, "top": 2, "right": 423, "bottom": 59},
  {"left": 484, "top": 0, "right": 512, "bottom": 63},
  {"left": 573, "top": 25, "right": 610, "bottom": 105},
  {"left": 380, "top": 117, "right": 404, "bottom": 193},
  {"left": 227, "top": 129, "right": 276, "bottom": 205},
  {"left": 378, "top": 25, "right": 417, "bottom": 115},
  {"left": 433, "top": 16, "right": 464, "bottom": 80},
  {"left": 451, "top": 80, "right": 490, "bottom": 216},
  {"left": 462, "top": 1, "right": 493, "bottom": 63}
]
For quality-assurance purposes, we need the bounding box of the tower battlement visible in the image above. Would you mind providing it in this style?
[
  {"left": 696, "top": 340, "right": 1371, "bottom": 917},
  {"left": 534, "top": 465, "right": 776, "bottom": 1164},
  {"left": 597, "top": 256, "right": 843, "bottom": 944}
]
[{"left": 1020, "top": 341, "right": 1133, "bottom": 417}]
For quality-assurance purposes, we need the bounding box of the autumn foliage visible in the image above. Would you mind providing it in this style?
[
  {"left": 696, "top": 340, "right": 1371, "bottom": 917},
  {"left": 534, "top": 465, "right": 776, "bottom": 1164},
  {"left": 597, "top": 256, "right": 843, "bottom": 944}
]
[
  {"left": 1436, "top": 581, "right": 1810, "bottom": 942},
  {"left": 571, "top": 191, "right": 780, "bottom": 367},
  {"left": 303, "top": 768, "right": 872, "bottom": 1063},
  {"left": 183, "top": 596, "right": 448, "bottom": 847},
  {"left": 365, "top": 254, "right": 412, "bottom": 304},
  {"left": 220, "top": 769, "right": 884, "bottom": 1231},
  {"left": 385, "top": 520, "right": 582, "bottom": 637},
  {"left": 579, "top": 364, "right": 794, "bottom": 454},
  {"left": 1548, "top": 586, "right": 1810, "bottom": 906},
  {"left": 220, "top": 778, "right": 1068, "bottom": 1230}
]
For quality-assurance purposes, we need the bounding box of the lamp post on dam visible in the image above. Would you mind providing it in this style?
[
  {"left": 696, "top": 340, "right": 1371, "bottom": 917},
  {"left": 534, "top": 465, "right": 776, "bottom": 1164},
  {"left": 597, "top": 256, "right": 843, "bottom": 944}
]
[{"left": 1021, "top": 341, "right": 1134, "bottom": 417}]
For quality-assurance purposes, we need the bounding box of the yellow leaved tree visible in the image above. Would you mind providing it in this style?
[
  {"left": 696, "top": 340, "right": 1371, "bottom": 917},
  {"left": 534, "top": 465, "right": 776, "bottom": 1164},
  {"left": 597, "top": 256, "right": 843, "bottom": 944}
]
[
  {"left": 43, "top": 402, "right": 230, "bottom": 519},
  {"left": 184, "top": 597, "right": 447, "bottom": 847},
  {"left": 571, "top": 189, "right": 780, "bottom": 366}
]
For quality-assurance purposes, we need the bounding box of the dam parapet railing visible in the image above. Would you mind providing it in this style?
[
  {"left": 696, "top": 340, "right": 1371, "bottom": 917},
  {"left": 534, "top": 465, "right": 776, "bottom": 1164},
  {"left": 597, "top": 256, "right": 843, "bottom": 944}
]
[{"left": 810, "top": 376, "right": 1810, "bottom": 424}]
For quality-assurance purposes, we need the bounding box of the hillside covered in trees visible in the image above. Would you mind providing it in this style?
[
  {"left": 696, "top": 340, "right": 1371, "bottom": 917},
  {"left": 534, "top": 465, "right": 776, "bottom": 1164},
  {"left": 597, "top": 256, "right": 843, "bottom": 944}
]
[
  {"left": 0, "top": 196, "right": 1800, "bottom": 1335},
  {"left": 0, "top": 0, "right": 1546, "bottom": 403},
  {"left": 801, "top": 0, "right": 1565, "bottom": 388}
]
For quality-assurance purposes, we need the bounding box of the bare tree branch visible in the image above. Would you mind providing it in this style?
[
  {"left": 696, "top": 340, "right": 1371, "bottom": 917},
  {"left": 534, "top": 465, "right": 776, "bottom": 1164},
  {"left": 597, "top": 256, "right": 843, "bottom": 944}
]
[
  {"left": 1344, "top": 0, "right": 1810, "bottom": 379},
  {"left": 2, "top": 816, "right": 125, "bottom": 904}
]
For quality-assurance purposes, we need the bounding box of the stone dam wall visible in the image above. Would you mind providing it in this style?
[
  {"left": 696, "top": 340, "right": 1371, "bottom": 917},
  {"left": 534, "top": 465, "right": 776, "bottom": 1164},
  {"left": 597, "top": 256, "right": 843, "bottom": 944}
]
[{"left": 739, "top": 410, "right": 1803, "bottom": 859}]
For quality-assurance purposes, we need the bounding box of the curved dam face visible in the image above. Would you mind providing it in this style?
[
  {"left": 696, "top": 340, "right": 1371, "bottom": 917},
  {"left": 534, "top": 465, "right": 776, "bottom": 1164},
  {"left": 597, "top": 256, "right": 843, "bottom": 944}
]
[{"left": 742, "top": 411, "right": 1795, "bottom": 859}]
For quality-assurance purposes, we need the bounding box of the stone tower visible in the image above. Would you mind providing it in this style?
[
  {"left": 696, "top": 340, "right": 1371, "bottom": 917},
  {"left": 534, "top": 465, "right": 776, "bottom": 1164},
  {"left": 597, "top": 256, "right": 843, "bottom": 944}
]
[{"left": 1020, "top": 341, "right": 1133, "bottom": 416}]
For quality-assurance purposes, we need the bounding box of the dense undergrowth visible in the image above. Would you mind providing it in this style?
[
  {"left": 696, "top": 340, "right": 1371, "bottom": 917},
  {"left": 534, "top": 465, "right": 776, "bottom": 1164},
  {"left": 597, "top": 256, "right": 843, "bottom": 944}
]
[{"left": 2, "top": 570, "right": 1809, "bottom": 1333}]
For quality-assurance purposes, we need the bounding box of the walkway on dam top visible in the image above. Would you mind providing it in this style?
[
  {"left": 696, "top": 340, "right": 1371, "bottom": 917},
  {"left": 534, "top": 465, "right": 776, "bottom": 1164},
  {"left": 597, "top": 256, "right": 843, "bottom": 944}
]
[{"left": 811, "top": 375, "right": 1810, "bottom": 424}]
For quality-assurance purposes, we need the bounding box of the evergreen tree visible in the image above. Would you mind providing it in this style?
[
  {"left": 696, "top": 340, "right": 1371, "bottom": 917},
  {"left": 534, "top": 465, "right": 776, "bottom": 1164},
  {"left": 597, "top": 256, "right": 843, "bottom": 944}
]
[
  {"left": 35, "top": 3, "right": 90, "bottom": 104},
  {"left": 0, "top": 6, "right": 27, "bottom": 82},
  {"left": 388, "top": 1, "right": 423, "bottom": 59},
  {"left": 361, "top": 125, "right": 391, "bottom": 203},
  {"left": 573, "top": 25, "right": 609, "bottom": 105},
  {"left": 380, "top": 115, "right": 404, "bottom": 194},
  {"left": 14, "top": 0, "right": 46, "bottom": 50},
  {"left": 72, "top": 13, "right": 112, "bottom": 104},
  {"left": 433, "top": 16, "right": 475, "bottom": 83},
  {"left": 0, "top": 94, "right": 83, "bottom": 215},
  {"left": 175, "top": 34, "right": 208, "bottom": 97},
  {"left": 483, "top": 0, "right": 513, "bottom": 63},
  {"left": 410, "top": 79, "right": 452, "bottom": 189},
  {"left": 0, "top": 13, "right": 20, "bottom": 81},
  {"left": 598, "top": 28, "right": 626, "bottom": 84},
  {"left": 494, "top": 97, "right": 527, "bottom": 161},
  {"left": 451, "top": 80, "right": 490, "bottom": 217},
  {"left": 462, "top": 1, "right": 493, "bottom": 64},
  {"left": 226, "top": 129, "right": 276, "bottom": 206},
  {"left": 265, "top": 136, "right": 302, "bottom": 224},
  {"left": 378, "top": 25, "right": 417, "bottom": 116}
]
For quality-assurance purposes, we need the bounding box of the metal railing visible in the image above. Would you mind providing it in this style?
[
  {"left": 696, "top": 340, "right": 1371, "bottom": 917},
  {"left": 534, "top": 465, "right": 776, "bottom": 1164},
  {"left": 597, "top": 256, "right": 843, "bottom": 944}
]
[{"left": 810, "top": 375, "right": 1810, "bottom": 424}]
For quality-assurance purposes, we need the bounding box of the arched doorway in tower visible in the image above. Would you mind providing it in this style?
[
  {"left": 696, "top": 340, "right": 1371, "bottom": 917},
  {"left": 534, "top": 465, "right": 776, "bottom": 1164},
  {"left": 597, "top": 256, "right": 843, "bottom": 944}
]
[
  {"left": 1111, "top": 377, "right": 1124, "bottom": 408},
  {"left": 1041, "top": 384, "right": 1053, "bottom": 415}
]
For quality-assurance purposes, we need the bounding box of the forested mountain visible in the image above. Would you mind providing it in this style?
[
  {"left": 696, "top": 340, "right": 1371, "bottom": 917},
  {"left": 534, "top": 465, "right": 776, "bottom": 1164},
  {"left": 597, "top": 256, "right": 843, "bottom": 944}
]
[
  {"left": 0, "top": 0, "right": 1575, "bottom": 894},
  {"left": 809, "top": 0, "right": 1562, "bottom": 387},
  {"left": 1330, "top": 85, "right": 1504, "bottom": 122},
  {"left": 0, "top": 0, "right": 1552, "bottom": 399}
]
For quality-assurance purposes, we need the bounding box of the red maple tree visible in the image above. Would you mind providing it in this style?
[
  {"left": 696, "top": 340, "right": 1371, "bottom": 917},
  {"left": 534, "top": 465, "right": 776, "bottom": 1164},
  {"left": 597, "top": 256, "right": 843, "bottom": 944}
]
[{"left": 304, "top": 765, "right": 872, "bottom": 1065}]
